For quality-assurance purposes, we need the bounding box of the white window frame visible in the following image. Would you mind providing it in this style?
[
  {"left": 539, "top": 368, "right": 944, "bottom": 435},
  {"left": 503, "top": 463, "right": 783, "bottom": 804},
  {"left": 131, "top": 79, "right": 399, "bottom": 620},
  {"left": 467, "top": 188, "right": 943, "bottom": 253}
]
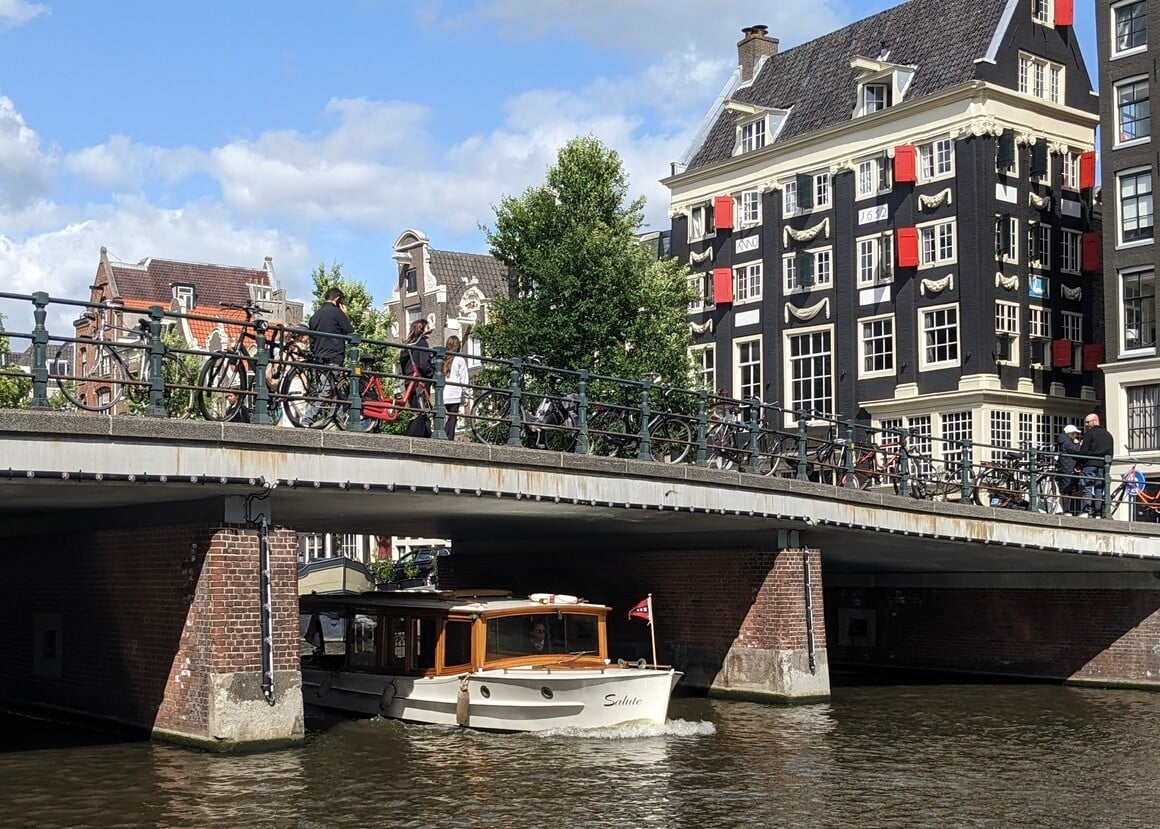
[
  {"left": 1018, "top": 52, "right": 1065, "bottom": 104},
  {"left": 1028, "top": 222, "right": 1051, "bottom": 269},
  {"left": 687, "top": 273, "right": 705, "bottom": 314},
  {"left": 1112, "top": 0, "right": 1147, "bottom": 59},
  {"left": 856, "top": 155, "right": 891, "bottom": 199},
  {"left": 689, "top": 344, "right": 716, "bottom": 391},
  {"left": 733, "top": 335, "right": 763, "bottom": 402},
  {"left": 733, "top": 261, "right": 763, "bottom": 304},
  {"left": 1121, "top": 267, "right": 1157, "bottom": 354},
  {"left": 783, "top": 325, "right": 833, "bottom": 421},
  {"left": 861, "top": 82, "right": 889, "bottom": 116},
  {"left": 1062, "top": 151, "right": 1080, "bottom": 190},
  {"left": 783, "top": 247, "right": 833, "bottom": 294},
  {"left": 858, "top": 313, "right": 895, "bottom": 379},
  {"left": 782, "top": 178, "right": 799, "bottom": 217},
  {"left": 919, "top": 302, "right": 961, "bottom": 371},
  {"left": 918, "top": 136, "right": 954, "bottom": 182},
  {"left": 996, "top": 215, "right": 1019, "bottom": 264},
  {"left": 1114, "top": 76, "right": 1150, "bottom": 147},
  {"left": 1118, "top": 166, "right": 1154, "bottom": 246},
  {"left": 1060, "top": 229, "right": 1081, "bottom": 273},
  {"left": 173, "top": 284, "right": 195, "bottom": 308},
  {"left": 738, "top": 117, "right": 767, "bottom": 154},
  {"left": 996, "top": 300, "right": 1020, "bottom": 366},
  {"left": 918, "top": 218, "right": 957, "bottom": 269},
  {"left": 738, "top": 189, "right": 761, "bottom": 227},
  {"left": 1028, "top": 305, "right": 1051, "bottom": 340},
  {"left": 814, "top": 172, "right": 832, "bottom": 209},
  {"left": 856, "top": 232, "right": 894, "bottom": 287},
  {"left": 1062, "top": 311, "right": 1083, "bottom": 372},
  {"left": 689, "top": 202, "right": 715, "bottom": 242},
  {"left": 1031, "top": 0, "right": 1052, "bottom": 26}
]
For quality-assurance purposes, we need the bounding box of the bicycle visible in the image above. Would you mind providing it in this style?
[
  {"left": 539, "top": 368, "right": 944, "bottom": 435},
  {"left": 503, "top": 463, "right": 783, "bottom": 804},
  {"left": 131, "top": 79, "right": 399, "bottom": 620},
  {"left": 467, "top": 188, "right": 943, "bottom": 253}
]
[
  {"left": 55, "top": 301, "right": 195, "bottom": 416},
  {"left": 586, "top": 377, "right": 693, "bottom": 464},
  {"left": 324, "top": 355, "right": 420, "bottom": 433},
  {"left": 702, "top": 398, "right": 798, "bottom": 475},
  {"left": 1109, "top": 466, "right": 1160, "bottom": 520},
  {"left": 470, "top": 359, "right": 578, "bottom": 451},
  {"left": 971, "top": 445, "right": 1060, "bottom": 513}
]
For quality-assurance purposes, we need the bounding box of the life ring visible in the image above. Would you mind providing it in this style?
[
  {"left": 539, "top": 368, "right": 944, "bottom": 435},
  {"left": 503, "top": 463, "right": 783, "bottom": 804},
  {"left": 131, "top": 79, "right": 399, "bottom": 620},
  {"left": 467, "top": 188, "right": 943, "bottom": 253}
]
[{"left": 529, "top": 593, "right": 582, "bottom": 605}]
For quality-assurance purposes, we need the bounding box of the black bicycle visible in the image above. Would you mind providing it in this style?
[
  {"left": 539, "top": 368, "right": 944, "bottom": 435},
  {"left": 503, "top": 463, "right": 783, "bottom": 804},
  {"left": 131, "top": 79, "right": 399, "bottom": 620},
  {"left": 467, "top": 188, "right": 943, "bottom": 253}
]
[
  {"left": 586, "top": 378, "right": 693, "bottom": 464},
  {"left": 470, "top": 361, "right": 578, "bottom": 451}
]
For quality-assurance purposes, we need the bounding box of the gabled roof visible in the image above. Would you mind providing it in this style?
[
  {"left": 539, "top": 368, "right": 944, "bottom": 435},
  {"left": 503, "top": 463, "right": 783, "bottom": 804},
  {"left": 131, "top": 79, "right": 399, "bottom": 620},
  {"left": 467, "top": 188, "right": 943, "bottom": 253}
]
[
  {"left": 687, "top": 0, "right": 1013, "bottom": 171},
  {"left": 429, "top": 248, "right": 508, "bottom": 304},
  {"left": 102, "top": 257, "right": 272, "bottom": 308}
]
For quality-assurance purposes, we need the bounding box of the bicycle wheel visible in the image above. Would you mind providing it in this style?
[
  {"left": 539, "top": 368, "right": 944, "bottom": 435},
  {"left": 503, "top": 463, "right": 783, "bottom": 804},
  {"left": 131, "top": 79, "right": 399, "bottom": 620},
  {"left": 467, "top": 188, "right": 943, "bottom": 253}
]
[
  {"left": 759, "top": 432, "right": 799, "bottom": 477},
  {"left": 282, "top": 364, "right": 341, "bottom": 428},
  {"left": 1108, "top": 484, "right": 1128, "bottom": 519},
  {"left": 197, "top": 353, "right": 250, "bottom": 421},
  {"left": 973, "top": 466, "right": 1018, "bottom": 508},
  {"left": 469, "top": 390, "right": 515, "bottom": 445},
  {"left": 1035, "top": 474, "right": 1061, "bottom": 514},
  {"left": 587, "top": 407, "right": 634, "bottom": 457},
  {"left": 55, "top": 342, "right": 127, "bottom": 411},
  {"left": 891, "top": 456, "right": 928, "bottom": 499},
  {"left": 649, "top": 415, "right": 692, "bottom": 464}
]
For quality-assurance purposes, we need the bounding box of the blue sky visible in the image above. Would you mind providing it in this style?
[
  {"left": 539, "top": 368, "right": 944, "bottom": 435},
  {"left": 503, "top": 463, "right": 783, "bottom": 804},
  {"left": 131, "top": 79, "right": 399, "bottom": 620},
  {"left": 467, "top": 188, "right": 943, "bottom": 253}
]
[{"left": 0, "top": 0, "right": 1097, "bottom": 327}]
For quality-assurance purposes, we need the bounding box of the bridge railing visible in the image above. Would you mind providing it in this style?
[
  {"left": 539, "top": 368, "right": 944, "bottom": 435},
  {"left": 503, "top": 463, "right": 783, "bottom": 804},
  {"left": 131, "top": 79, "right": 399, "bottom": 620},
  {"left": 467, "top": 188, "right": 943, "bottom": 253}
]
[{"left": 0, "top": 291, "right": 1145, "bottom": 521}]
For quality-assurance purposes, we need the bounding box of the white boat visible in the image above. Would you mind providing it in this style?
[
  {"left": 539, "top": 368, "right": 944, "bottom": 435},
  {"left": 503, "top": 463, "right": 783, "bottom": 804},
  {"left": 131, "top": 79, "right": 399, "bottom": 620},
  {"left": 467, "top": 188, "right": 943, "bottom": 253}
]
[{"left": 299, "top": 589, "right": 681, "bottom": 732}]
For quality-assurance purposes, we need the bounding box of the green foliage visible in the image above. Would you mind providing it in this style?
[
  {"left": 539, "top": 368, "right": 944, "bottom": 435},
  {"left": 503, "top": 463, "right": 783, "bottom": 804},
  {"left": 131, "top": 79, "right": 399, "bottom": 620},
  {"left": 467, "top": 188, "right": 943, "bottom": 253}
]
[
  {"left": 368, "top": 558, "right": 394, "bottom": 583},
  {"left": 0, "top": 314, "right": 32, "bottom": 409},
  {"left": 309, "top": 261, "right": 394, "bottom": 345},
  {"left": 477, "top": 136, "right": 694, "bottom": 388}
]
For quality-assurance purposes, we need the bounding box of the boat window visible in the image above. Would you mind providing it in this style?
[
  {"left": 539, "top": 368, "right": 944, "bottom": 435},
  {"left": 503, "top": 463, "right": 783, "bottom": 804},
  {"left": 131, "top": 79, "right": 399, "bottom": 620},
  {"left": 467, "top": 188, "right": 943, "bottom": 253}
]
[
  {"left": 443, "top": 619, "right": 472, "bottom": 669},
  {"left": 414, "top": 616, "right": 437, "bottom": 672},
  {"left": 486, "top": 615, "right": 569, "bottom": 659},
  {"left": 348, "top": 613, "right": 380, "bottom": 670},
  {"left": 300, "top": 610, "right": 345, "bottom": 664},
  {"left": 560, "top": 614, "right": 599, "bottom": 655},
  {"left": 384, "top": 615, "right": 407, "bottom": 672}
]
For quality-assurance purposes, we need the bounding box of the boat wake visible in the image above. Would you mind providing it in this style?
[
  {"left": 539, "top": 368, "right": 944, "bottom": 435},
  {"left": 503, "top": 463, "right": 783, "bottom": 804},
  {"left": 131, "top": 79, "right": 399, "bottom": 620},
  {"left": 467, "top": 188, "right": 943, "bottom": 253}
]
[{"left": 535, "top": 718, "right": 716, "bottom": 739}]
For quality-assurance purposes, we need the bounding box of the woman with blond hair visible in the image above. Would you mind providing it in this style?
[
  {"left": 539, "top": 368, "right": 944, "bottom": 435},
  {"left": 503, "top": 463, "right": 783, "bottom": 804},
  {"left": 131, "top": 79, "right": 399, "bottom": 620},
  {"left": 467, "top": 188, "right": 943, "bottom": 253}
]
[{"left": 442, "top": 335, "right": 470, "bottom": 439}]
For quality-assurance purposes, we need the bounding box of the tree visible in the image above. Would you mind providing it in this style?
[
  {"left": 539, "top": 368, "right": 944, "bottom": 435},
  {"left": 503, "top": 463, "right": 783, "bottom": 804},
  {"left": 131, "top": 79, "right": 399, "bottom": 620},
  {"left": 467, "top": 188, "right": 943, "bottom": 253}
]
[
  {"left": 0, "top": 313, "right": 32, "bottom": 409},
  {"left": 477, "top": 136, "right": 694, "bottom": 386},
  {"left": 308, "top": 261, "right": 394, "bottom": 345}
]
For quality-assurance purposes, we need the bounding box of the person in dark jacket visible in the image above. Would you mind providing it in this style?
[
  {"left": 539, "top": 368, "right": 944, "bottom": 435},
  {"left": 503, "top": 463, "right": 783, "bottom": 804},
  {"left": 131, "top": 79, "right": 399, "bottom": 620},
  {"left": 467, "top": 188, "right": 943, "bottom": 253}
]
[
  {"left": 400, "top": 319, "right": 434, "bottom": 437},
  {"left": 1078, "top": 412, "right": 1115, "bottom": 518},
  {"left": 308, "top": 288, "right": 354, "bottom": 365},
  {"left": 1055, "top": 424, "right": 1082, "bottom": 515}
]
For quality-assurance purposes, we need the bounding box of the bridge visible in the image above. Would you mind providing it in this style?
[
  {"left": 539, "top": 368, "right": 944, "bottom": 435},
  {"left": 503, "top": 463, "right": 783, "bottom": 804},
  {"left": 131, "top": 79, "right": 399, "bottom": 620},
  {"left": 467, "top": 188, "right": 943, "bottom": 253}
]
[{"left": 2, "top": 409, "right": 1159, "bottom": 751}]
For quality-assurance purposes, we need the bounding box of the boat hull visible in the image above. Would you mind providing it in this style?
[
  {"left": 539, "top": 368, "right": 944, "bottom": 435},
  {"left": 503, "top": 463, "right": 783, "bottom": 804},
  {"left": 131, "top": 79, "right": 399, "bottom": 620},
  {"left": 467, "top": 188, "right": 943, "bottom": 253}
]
[{"left": 302, "top": 666, "right": 681, "bottom": 732}]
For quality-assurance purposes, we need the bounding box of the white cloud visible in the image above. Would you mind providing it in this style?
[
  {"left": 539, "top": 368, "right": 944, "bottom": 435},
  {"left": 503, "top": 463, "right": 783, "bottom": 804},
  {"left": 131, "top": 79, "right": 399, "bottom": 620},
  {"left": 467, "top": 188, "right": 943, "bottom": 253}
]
[
  {"left": 0, "top": 95, "right": 53, "bottom": 209},
  {"left": 64, "top": 135, "right": 203, "bottom": 191},
  {"left": 0, "top": 0, "right": 48, "bottom": 32}
]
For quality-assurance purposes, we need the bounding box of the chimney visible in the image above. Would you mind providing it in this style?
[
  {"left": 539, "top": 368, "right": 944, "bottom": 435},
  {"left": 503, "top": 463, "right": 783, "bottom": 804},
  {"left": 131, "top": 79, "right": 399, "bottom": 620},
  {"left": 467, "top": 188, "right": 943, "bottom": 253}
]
[{"left": 738, "top": 25, "right": 778, "bottom": 83}]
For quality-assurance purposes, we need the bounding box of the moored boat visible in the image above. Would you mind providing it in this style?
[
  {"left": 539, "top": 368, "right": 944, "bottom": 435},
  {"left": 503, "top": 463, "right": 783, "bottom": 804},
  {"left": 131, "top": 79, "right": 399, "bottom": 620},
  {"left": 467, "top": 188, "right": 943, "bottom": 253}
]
[{"left": 299, "top": 589, "right": 681, "bottom": 732}]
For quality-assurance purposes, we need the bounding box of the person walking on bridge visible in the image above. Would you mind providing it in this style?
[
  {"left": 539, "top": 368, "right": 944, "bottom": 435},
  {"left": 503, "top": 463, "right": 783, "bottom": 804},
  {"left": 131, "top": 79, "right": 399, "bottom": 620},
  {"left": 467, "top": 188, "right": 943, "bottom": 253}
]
[{"left": 1078, "top": 412, "right": 1114, "bottom": 518}]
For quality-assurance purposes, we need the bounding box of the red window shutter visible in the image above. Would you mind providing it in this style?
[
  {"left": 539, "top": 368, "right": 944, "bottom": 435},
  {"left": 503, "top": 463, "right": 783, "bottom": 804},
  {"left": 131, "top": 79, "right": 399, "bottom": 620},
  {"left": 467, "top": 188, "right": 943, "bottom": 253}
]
[
  {"left": 1079, "top": 151, "right": 1096, "bottom": 189},
  {"left": 896, "top": 227, "right": 919, "bottom": 267},
  {"left": 1081, "top": 232, "right": 1101, "bottom": 271},
  {"left": 1082, "top": 344, "right": 1104, "bottom": 371},
  {"left": 712, "top": 268, "right": 733, "bottom": 305},
  {"left": 1055, "top": 0, "right": 1074, "bottom": 27},
  {"left": 893, "top": 145, "right": 916, "bottom": 184},
  {"left": 1052, "top": 339, "right": 1073, "bottom": 368},
  {"left": 714, "top": 196, "right": 734, "bottom": 231}
]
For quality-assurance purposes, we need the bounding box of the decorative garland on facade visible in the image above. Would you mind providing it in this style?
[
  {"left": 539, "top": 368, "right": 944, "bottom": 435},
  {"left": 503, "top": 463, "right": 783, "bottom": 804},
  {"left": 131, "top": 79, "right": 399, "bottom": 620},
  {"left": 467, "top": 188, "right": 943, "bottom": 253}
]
[
  {"left": 951, "top": 116, "right": 1002, "bottom": 139},
  {"left": 783, "top": 297, "right": 831, "bottom": 324},
  {"left": 919, "top": 273, "right": 955, "bottom": 296},
  {"left": 918, "top": 188, "right": 952, "bottom": 210},
  {"left": 1028, "top": 191, "right": 1051, "bottom": 210},
  {"left": 689, "top": 247, "right": 714, "bottom": 264},
  {"left": 783, "top": 217, "right": 830, "bottom": 247},
  {"left": 995, "top": 272, "right": 1019, "bottom": 291},
  {"left": 1062, "top": 285, "right": 1083, "bottom": 301}
]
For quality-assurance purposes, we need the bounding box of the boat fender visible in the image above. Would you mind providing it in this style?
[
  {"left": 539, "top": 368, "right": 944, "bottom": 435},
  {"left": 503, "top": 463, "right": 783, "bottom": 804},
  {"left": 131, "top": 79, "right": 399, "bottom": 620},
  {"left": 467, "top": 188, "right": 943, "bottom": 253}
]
[
  {"left": 529, "top": 593, "right": 581, "bottom": 604},
  {"left": 318, "top": 674, "right": 335, "bottom": 698},
  {"left": 636, "top": 658, "right": 648, "bottom": 670},
  {"left": 455, "top": 676, "right": 470, "bottom": 727},
  {"left": 379, "top": 683, "right": 396, "bottom": 713}
]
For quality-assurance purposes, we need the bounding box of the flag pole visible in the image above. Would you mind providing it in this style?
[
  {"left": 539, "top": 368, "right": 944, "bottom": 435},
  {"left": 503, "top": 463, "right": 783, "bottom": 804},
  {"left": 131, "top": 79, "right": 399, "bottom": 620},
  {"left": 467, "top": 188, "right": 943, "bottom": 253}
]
[{"left": 647, "top": 593, "right": 657, "bottom": 667}]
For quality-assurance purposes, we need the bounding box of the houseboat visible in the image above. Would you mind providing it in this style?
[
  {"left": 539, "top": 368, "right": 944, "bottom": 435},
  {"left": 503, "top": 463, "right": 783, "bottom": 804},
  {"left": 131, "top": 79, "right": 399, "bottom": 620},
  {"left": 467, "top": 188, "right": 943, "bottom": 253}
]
[{"left": 300, "top": 589, "right": 681, "bottom": 732}]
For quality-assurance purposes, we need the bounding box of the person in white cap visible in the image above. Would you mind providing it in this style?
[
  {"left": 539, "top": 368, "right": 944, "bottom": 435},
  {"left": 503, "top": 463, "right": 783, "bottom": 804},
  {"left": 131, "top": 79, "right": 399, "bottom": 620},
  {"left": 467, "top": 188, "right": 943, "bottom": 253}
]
[{"left": 1056, "top": 423, "right": 1083, "bottom": 515}]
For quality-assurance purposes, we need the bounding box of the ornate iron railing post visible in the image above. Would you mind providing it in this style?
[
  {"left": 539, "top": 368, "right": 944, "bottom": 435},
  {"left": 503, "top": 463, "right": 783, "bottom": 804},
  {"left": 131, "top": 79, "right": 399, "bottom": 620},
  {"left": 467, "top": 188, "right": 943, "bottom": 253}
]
[
  {"left": 576, "top": 370, "right": 589, "bottom": 454},
  {"left": 796, "top": 409, "right": 810, "bottom": 480},
  {"left": 695, "top": 390, "right": 708, "bottom": 465},
  {"left": 146, "top": 306, "right": 168, "bottom": 418},
  {"left": 343, "top": 332, "right": 362, "bottom": 431},
  {"left": 1028, "top": 446, "right": 1040, "bottom": 512},
  {"left": 898, "top": 429, "right": 912, "bottom": 498},
  {"left": 960, "top": 439, "right": 974, "bottom": 502},
  {"left": 843, "top": 419, "right": 858, "bottom": 487},
  {"left": 30, "top": 292, "right": 50, "bottom": 408},
  {"left": 746, "top": 398, "right": 761, "bottom": 474},
  {"left": 432, "top": 345, "right": 446, "bottom": 440},
  {"left": 507, "top": 357, "right": 523, "bottom": 447},
  {"left": 637, "top": 378, "right": 652, "bottom": 461},
  {"left": 1103, "top": 455, "right": 1113, "bottom": 518}
]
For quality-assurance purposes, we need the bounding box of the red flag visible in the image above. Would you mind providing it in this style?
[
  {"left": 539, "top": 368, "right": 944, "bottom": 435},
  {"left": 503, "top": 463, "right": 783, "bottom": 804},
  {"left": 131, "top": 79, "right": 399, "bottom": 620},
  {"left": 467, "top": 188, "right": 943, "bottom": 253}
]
[{"left": 628, "top": 596, "right": 651, "bottom": 623}]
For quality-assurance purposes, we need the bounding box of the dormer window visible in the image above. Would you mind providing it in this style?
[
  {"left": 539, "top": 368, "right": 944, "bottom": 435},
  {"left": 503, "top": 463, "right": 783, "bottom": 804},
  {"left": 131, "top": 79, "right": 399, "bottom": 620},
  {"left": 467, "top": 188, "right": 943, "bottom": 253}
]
[
  {"left": 249, "top": 284, "right": 273, "bottom": 303},
  {"left": 1031, "top": 0, "right": 1052, "bottom": 26},
  {"left": 851, "top": 56, "right": 915, "bottom": 119},
  {"left": 725, "top": 102, "right": 789, "bottom": 156},
  {"left": 172, "top": 284, "right": 195, "bottom": 308}
]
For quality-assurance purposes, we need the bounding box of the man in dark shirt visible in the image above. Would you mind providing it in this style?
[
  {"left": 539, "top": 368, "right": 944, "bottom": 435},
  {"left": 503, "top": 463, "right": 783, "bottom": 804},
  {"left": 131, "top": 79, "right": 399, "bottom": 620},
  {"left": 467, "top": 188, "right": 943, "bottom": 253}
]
[
  {"left": 308, "top": 287, "right": 355, "bottom": 365},
  {"left": 1078, "top": 412, "right": 1115, "bottom": 518}
]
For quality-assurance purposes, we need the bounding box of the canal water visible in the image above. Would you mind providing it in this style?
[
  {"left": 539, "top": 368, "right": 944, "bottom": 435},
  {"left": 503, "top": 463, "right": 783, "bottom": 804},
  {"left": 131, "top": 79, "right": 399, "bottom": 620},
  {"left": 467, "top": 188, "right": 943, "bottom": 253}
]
[{"left": 3, "top": 679, "right": 1159, "bottom": 828}]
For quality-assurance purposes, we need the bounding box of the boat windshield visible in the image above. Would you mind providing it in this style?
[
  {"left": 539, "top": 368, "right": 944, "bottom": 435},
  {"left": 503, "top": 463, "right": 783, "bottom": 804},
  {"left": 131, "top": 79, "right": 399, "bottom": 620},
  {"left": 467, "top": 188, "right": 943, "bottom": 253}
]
[{"left": 485, "top": 613, "right": 598, "bottom": 660}]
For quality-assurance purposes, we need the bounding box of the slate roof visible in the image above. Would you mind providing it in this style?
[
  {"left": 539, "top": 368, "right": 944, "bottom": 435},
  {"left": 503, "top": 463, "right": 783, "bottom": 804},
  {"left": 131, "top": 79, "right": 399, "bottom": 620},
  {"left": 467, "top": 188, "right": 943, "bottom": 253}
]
[
  {"left": 105, "top": 258, "right": 271, "bottom": 308},
  {"left": 687, "top": 0, "right": 1012, "bottom": 171},
  {"left": 429, "top": 248, "right": 509, "bottom": 305}
]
